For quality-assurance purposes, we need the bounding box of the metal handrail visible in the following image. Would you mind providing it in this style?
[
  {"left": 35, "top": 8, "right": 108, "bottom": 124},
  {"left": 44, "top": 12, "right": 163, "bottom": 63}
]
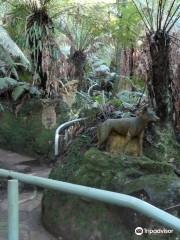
[
  {"left": 54, "top": 118, "right": 87, "bottom": 157},
  {"left": 88, "top": 83, "right": 100, "bottom": 96},
  {"left": 0, "top": 168, "right": 180, "bottom": 240}
]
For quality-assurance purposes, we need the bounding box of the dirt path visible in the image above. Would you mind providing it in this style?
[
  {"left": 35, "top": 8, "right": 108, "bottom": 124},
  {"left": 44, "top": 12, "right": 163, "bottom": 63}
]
[{"left": 0, "top": 149, "right": 57, "bottom": 240}]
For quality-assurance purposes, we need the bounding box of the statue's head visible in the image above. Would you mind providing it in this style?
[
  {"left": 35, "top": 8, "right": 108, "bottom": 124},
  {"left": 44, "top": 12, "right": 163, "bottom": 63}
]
[{"left": 140, "top": 106, "right": 160, "bottom": 122}]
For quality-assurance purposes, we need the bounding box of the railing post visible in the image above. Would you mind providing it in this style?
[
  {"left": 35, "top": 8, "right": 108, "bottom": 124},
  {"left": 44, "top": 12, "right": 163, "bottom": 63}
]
[{"left": 8, "top": 179, "right": 19, "bottom": 240}]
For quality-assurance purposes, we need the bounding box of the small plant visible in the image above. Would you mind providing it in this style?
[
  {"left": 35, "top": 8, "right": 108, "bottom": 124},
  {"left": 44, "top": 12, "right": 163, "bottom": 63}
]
[{"left": 109, "top": 99, "right": 123, "bottom": 108}]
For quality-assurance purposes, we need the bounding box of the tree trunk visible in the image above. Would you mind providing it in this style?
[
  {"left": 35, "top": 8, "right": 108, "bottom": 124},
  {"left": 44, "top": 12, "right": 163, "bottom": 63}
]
[
  {"left": 147, "top": 31, "right": 172, "bottom": 123},
  {"left": 31, "top": 51, "right": 47, "bottom": 91},
  {"left": 71, "top": 50, "right": 87, "bottom": 90},
  {"left": 115, "top": 41, "right": 121, "bottom": 75},
  {"left": 38, "top": 52, "right": 47, "bottom": 91},
  {"left": 172, "top": 65, "right": 180, "bottom": 136},
  {"left": 129, "top": 46, "right": 134, "bottom": 78}
]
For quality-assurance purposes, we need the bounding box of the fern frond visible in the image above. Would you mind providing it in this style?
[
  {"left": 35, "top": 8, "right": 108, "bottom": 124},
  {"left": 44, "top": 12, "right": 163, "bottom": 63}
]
[
  {"left": 0, "top": 45, "right": 18, "bottom": 78},
  {"left": 0, "top": 77, "right": 18, "bottom": 93},
  {"left": 0, "top": 26, "right": 30, "bottom": 68}
]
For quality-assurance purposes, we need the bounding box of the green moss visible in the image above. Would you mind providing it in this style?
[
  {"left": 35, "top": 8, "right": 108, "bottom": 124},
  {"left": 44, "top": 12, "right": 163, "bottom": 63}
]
[
  {"left": 42, "top": 129, "right": 180, "bottom": 239},
  {"left": 43, "top": 193, "right": 129, "bottom": 240},
  {"left": 0, "top": 100, "right": 69, "bottom": 161},
  {"left": 145, "top": 126, "right": 180, "bottom": 163},
  {"left": 0, "top": 111, "right": 54, "bottom": 160},
  {"left": 128, "top": 159, "right": 173, "bottom": 174}
]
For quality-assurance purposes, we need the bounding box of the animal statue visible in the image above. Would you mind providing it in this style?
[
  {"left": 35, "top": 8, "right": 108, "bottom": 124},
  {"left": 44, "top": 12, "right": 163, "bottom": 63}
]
[{"left": 97, "top": 107, "right": 159, "bottom": 156}]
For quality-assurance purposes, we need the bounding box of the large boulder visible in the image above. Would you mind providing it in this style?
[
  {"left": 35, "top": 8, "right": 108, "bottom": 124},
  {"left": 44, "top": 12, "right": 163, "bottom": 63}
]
[
  {"left": 0, "top": 99, "right": 69, "bottom": 161},
  {"left": 42, "top": 129, "right": 180, "bottom": 240}
]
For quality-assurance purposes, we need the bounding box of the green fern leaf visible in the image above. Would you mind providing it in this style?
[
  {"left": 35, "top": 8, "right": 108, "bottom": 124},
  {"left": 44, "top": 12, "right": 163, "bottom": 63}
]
[
  {"left": 0, "top": 77, "right": 18, "bottom": 92},
  {"left": 12, "top": 84, "right": 30, "bottom": 101},
  {"left": 0, "top": 26, "right": 30, "bottom": 68}
]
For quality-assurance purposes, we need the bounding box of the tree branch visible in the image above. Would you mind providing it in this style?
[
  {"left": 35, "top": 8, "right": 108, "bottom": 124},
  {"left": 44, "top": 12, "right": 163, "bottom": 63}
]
[{"left": 164, "top": 203, "right": 180, "bottom": 211}]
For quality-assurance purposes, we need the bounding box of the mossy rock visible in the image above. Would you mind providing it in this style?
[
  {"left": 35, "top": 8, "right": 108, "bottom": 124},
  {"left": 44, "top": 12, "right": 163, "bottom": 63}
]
[
  {"left": 42, "top": 134, "right": 179, "bottom": 239},
  {"left": 42, "top": 193, "right": 131, "bottom": 240},
  {"left": 116, "top": 174, "right": 180, "bottom": 208},
  {"left": 144, "top": 127, "right": 180, "bottom": 164},
  {"left": 0, "top": 111, "right": 54, "bottom": 160},
  {"left": 0, "top": 99, "right": 69, "bottom": 161}
]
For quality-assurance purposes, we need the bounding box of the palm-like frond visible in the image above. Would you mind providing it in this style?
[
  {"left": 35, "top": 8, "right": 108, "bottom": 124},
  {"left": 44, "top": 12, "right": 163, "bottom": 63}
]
[
  {"left": 59, "top": 15, "right": 94, "bottom": 51},
  {"left": 0, "top": 26, "right": 30, "bottom": 68},
  {"left": 0, "top": 45, "right": 18, "bottom": 78},
  {"left": 59, "top": 4, "right": 109, "bottom": 52},
  {"left": 5, "top": 0, "right": 71, "bottom": 14},
  {"left": 0, "top": 77, "right": 18, "bottom": 93},
  {"left": 110, "top": 3, "right": 142, "bottom": 47},
  {"left": 132, "top": 0, "right": 180, "bottom": 33}
]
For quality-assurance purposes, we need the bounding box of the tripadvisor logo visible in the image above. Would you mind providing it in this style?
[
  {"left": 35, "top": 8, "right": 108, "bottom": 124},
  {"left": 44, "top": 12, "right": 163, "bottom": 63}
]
[
  {"left": 135, "top": 227, "right": 143, "bottom": 236},
  {"left": 135, "top": 227, "right": 174, "bottom": 235}
]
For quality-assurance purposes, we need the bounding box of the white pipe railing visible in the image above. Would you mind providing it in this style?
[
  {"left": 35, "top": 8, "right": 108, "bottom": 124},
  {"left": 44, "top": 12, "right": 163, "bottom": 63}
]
[
  {"left": 54, "top": 118, "right": 87, "bottom": 157},
  {"left": 0, "top": 168, "right": 179, "bottom": 240},
  {"left": 88, "top": 83, "right": 100, "bottom": 96}
]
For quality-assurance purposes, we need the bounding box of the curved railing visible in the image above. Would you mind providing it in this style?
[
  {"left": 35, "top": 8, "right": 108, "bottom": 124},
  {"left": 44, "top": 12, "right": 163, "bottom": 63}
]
[
  {"left": 54, "top": 118, "right": 87, "bottom": 157},
  {"left": 0, "top": 168, "right": 180, "bottom": 240},
  {"left": 88, "top": 83, "right": 100, "bottom": 96}
]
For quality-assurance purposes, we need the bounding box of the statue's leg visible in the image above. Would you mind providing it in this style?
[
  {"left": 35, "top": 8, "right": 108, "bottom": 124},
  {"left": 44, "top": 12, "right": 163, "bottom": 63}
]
[
  {"left": 97, "top": 127, "right": 101, "bottom": 148},
  {"left": 139, "top": 131, "right": 144, "bottom": 156},
  {"left": 123, "top": 131, "right": 131, "bottom": 154},
  {"left": 97, "top": 123, "right": 111, "bottom": 148}
]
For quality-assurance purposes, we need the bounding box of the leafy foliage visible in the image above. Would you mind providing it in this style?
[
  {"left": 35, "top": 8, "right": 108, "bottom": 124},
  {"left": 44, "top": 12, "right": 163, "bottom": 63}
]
[
  {"left": 0, "top": 77, "right": 41, "bottom": 100},
  {"left": 0, "top": 47, "right": 18, "bottom": 78},
  {"left": 0, "top": 0, "right": 179, "bottom": 128},
  {"left": 1, "top": 0, "right": 70, "bottom": 91},
  {"left": 0, "top": 26, "right": 30, "bottom": 78},
  {"left": 0, "top": 26, "right": 30, "bottom": 80},
  {"left": 132, "top": 0, "right": 180, "bottom": 33},
  {"left": 0, "top": 26, "right": 30, "bottom": 68},
  {"left": 59, "top": 4, "right": 110, "bottom": 51},
  {"left": 57, "top": 4, "right": 114, "bottom": 82},
  {"left": 0, "top": 77, "right": 18, "bottom": 93},
  {"left": 110, "top": 2, "right": 142, "bottom": 47}
]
